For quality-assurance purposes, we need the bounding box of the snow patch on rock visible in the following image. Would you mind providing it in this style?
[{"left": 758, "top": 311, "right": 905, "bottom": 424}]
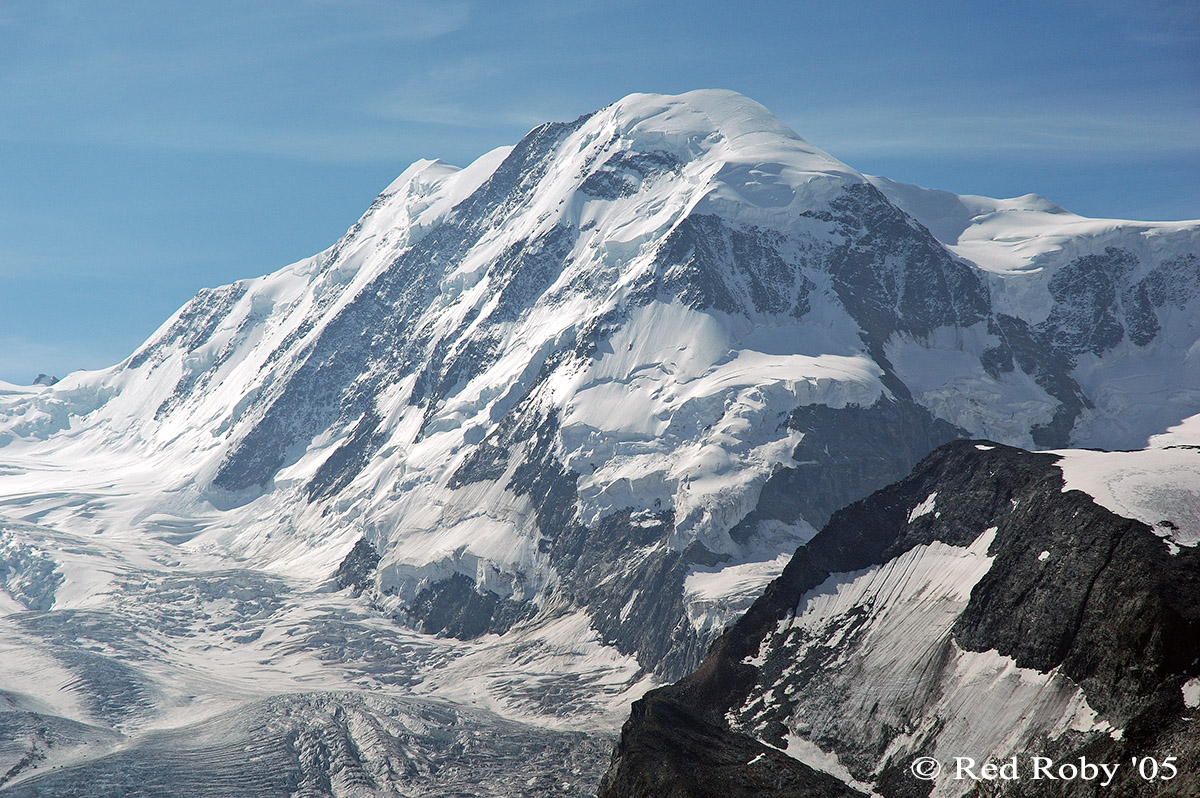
[
  {"left": 683, "top": 552, "right": 792, "bottom": 635},
  {"left": 1056, "top": 444, "right": 1200, "bottom": 548},
  {"left": 908, "top": 492, "right": 938, "bottom": 523},
  {"left": 734, "top": 527, "right": 1117, "bottom": 797},
  {"left": 1183, "top": 677, "right": 1200, "bottom": 709}
]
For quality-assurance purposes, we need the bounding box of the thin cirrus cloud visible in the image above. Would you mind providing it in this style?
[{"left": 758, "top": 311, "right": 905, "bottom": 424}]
[
  {"left": 8, "top": 1, "right": 1193, "bottom": 168},
  {"left": 79, "top": 117, "right": 519, "bottom": 168},
  {"left": 364, "top": 63, "right": 557, "bottom": 133},
  {"left": 802, "top": 107, "right": 1200, "bottom": 161},
  {"left": 77, "top": 118, "right": 421, "bottom": 164},
  {"left": 1093, "top": 0, "right": 1200, "bottom": 44},
  {"left": 363, "top": 101, "right": 552, "bottom": 133},
  {"left": 0, "top": 1, "right": 473, "bottom": 135},
  {"left": 289, "top": 0, "right": 472, "bottom": 41}
]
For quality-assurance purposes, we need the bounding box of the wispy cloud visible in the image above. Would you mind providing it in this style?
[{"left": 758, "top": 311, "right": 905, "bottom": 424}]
[
  {"left": 0, "top": 0, "right": 485, "bottom": 165},
  {"left": 792, "top": 104, "right": 1200, "bottom": 161},
  {"left": 365, "top": 101, "right": 550, "bottom": 131},
  {"left": 290, "top": 0, "right": 469, "bottom": 35},
  {"left": 2, "top": 1, "right": 469, "bottom": 84},
  {"left": 0, "top": 1, "right": 473, "bottom": 124},
  {"left": 363, "top": 57, "right": 555, "bottom": 130},
  {"left": 76, "top": 119, "right": 421, "bottom": 163},
  {"left": 1092, "top": 0, "right": 1200, "bottom": 44}
]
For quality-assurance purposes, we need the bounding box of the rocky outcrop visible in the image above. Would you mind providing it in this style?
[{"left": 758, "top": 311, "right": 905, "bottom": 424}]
[
  {"left": 598, "top": 693, "right": 867, "bottom": 798},
  {"left": 601, "top": 440, "right": 1200, "bottom": 797}
]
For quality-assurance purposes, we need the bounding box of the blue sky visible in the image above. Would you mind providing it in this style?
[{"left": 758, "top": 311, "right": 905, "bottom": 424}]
[{"left": 2, "top": 0, "right": 1197, "bottom": 383}]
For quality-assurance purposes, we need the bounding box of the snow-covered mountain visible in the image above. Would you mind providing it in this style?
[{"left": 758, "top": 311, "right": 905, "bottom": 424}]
[
  {"left": 600, "top": 430, "right": 1200, "bottom": 798},
  {"left": 0, "top": 90, "right": 1197, "bottom": 793}
]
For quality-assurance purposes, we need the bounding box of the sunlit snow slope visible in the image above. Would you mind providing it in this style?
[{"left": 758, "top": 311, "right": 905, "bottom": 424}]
[{"left": 1, "top": 90, "right": 1198, "bottom": 794}]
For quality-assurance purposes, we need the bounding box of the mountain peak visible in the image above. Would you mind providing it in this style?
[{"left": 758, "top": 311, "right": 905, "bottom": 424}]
[
  {"left": 599, "top": 89, "right": 861, "bottom": 186},
  {"left": 606, "top": 89, "right": 806, "bottom": 143}
]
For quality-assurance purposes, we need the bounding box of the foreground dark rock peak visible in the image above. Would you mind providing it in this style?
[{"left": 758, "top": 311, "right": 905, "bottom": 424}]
[{"left": 601, "top": 440, "right": 1200, "bottom": 797}]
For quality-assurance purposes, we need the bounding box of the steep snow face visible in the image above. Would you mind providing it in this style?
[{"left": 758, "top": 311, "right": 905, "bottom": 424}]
[
  {"left": 0, "top": 91, "right": 890, "bottom": 672},
  {"left": 560, "top": 300, "right": 882, "bottom": 547},
  {"left": 1, "top": 90, "right": 1198, "bottom": 708}
]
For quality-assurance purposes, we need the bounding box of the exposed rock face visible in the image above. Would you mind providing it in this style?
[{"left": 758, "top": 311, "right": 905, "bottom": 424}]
[
  {"left": 732, "top": 397, "right": 964, "bottom": 537},
  {"left": 332, "top": 537, "right": 379, "bottom": 597},
  {"left": 601, "top": 440, "right": 1200, "bottom": 797},
  {"left": 599, "top": 695, "right": 868, "bottom": 798}
]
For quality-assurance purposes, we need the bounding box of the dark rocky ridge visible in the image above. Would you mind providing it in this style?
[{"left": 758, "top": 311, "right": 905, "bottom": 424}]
[
  {"left": 600, "top": 440, "right": 1200, "bottom": 797},
  {"left": 332, "top": 538, "right": 379, "bottom": 597},
  {"left": 599, "top": 695, "right": 868, "bottom": 798}
]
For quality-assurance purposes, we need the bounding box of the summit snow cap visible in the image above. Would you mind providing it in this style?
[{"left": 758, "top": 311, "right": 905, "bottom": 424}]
[
  {"left": 601, "top": 89, "right": 855, "bottom": 176},
  {"left": 368, "top": 90, "right": 867, "bottom": 253},
  {"left": 569, "top": 90, "right": 866, "bottom": 224},
  {"left": 612, "top": 91, "right": 862, "bottom": 215}
]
